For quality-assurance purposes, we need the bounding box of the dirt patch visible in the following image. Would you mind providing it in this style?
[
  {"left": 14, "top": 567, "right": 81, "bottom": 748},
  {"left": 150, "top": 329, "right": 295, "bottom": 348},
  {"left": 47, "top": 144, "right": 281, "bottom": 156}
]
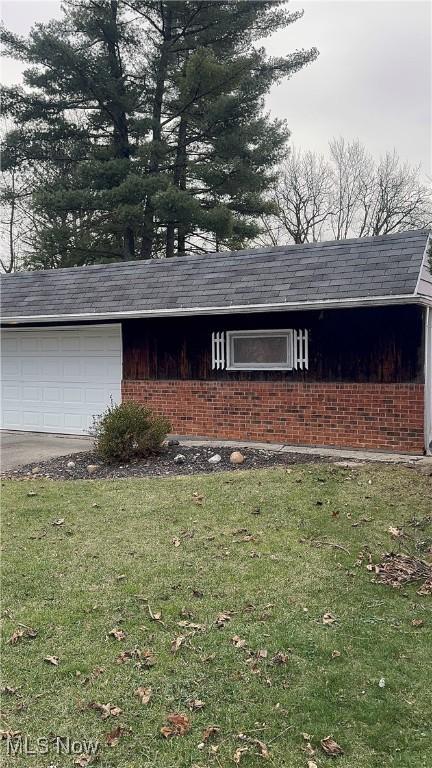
[{"left": 2, "top": 443, "right": 326, "bottom": 481}]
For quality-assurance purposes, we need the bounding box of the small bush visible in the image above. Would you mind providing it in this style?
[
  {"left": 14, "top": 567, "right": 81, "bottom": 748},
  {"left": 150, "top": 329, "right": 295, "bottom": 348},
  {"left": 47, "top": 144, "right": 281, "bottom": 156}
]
[{"left": 91, "top": 401, "right": 171, "bottom": 463}]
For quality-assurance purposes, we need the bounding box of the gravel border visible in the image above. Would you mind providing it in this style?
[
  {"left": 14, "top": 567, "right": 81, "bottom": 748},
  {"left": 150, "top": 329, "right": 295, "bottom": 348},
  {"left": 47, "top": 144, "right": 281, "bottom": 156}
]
[{"left": 2, "top": 443, "right": 327, "bottom": 481}]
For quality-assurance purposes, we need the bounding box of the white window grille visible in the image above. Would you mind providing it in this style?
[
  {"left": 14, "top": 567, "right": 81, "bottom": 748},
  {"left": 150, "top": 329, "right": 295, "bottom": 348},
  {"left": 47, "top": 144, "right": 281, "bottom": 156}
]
[{"left": 211, "top": 329, "right": 309, "bottom": 371}]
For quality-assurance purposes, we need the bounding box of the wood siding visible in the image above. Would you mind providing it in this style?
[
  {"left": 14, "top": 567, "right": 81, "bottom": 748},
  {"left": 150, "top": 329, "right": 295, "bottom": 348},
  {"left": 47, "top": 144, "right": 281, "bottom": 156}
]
[{"left": 123, "top": 305, "right": 424, "bottom": 383}]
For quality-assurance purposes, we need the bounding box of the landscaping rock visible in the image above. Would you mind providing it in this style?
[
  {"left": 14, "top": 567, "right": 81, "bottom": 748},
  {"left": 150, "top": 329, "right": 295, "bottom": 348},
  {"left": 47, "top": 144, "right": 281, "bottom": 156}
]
[
  {"left": 86, "top": 464, "right": 99, "bottom": 474},
  {"left": 167, "top": 439, "right": 180, "bottom": 446},
  {"left": 174, "top": 454, "right": 186, "bottom": 464},
  {"left": 208, "top": 454, "right": 222, "bottom": 464},
  {"left": 230, "top": 451, "right": 245, "bottom": 465},
  {"left": 66, "top": 460, "right": 76, "bottom": 469},
  {"left": 31, "top": 466, "right": 41, "bottom": 474}
]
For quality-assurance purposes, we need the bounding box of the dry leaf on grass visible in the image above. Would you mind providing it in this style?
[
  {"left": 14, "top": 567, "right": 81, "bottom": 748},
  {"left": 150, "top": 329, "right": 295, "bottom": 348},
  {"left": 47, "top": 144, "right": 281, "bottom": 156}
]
[
  {"left": 331, "top": 650, "right": 341, "bottom": 659},
  {"left": 171, "top": 635, "right": 186, "bottom": 653},
  {"left": 108, "top": 627, "right": 126, "bottom": 641},
  {"left": 0, "top": 730, "right": 21, "bottom": 740},
  {"left": 256, "top": 648, "right": 268, "bottom": 660},
  {"left": 172, "top": 536, "right": 181, "bottom": 547},
  {"left": 412, "top": 619, "right": 424, "bottom": 627},
  {"left": 238, "top": 733, "right": 270, "bottom": 760},
  {"left": 232, "top": 635, "right": 247, "bottom": 649},
  {"left": 135, "top": 686, "right": 152, "bottom": 705},
  {"left": 320, "top": 736, "right": 344, "bottom": 756},
  {"left": 105, "top": 725, "right": 129, "bottom": 747},
  {"left": 186, "top": 698, "right": 205, "bottom": 710},
  {"left": 89, "top": 701, "right": 122, "bottom": 719},
  {"left": 74, "top": 755, "right": 93, "bottom": 767},
  {"left": 160, "top": 712, "right": 191, "bottom": 738},
  {"left": 215, "top": 612, "right": 231, "bottom": 627},
  {"left": 52, "top": 518, "right": 65, "bottom": 526},
  {"left": 233, "top": 746, "right": 249, "bottom": 764},
  {"left": 417, "top": 578, "right": 432, "bottom": 595},
  {"left": 302, "top": 742, "right": 316, "bottom": 757},
  {"left": 388, "top": 526, "right": 403, "bottom": 538},
  {"left": 272, "top": 651, "right": 289, "bottom": 664},
  {"left": 8, "top": 627, "right": 37, "bottom": 644},
  {"left": 370, "top": 553, "right": 431, "bottom": 589},
  {"left": 192, "top": 492, "right": 204, "bottom": 505},
  {"left": 137, "top": 649, "right": 156, "bottom": 668},
  {"left": 177, "top": 620, "right": 206, "bottom": 631},
  {"left": 202, "top": 725, "right": 220, "bottom": 742},
  {"left": 322, "top": 612, "right": 337, "bottom": 625},
  {"left": 44, "top": 656, "right": 59, "bottom": 666}
]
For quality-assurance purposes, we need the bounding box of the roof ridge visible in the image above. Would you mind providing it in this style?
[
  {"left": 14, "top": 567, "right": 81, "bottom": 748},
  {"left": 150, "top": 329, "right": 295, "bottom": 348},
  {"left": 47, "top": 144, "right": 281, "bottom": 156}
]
[{"left": 2, "top": 228, "right": 429, "bottom": 279}]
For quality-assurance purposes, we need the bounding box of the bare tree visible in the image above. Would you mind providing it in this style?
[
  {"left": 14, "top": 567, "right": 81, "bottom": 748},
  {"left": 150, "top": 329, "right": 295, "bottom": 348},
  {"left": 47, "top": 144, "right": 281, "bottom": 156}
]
[
  {"left": 258, "top": 148, "right": 333, "bottom": 246},
  {"left": 260, "top": 139, "right": 431, "bottom": 247}
]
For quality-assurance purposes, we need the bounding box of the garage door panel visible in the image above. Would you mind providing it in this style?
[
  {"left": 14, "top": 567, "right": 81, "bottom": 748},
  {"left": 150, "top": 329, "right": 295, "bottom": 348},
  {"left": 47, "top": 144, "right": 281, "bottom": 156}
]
[{"left": 1, "top": 325, "right": 122, "bottom": 435}]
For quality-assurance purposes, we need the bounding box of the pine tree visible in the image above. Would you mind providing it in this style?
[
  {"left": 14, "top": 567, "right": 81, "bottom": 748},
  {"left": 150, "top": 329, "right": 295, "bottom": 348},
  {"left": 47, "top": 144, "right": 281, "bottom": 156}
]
[{"left": 1, "top": 0, "right": 317, "bottom": 267}]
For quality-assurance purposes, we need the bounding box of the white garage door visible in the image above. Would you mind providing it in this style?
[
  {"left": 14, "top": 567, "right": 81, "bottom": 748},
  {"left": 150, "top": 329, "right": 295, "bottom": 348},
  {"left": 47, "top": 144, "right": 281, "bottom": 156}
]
[{"left": 1, "top": 324, "right": 122, "bottom": 435}]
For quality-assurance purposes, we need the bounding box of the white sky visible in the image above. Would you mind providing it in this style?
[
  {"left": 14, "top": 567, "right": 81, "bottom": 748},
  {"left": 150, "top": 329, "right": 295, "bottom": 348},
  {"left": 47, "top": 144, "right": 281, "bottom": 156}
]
[{"left": 1, "top": 0, "right": 431, "bottom": 175}]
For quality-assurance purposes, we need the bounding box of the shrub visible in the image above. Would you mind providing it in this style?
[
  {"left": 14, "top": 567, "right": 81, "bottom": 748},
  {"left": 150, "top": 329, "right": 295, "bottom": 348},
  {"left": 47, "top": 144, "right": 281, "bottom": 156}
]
[{"left": 91, "top": 401, "right": 171, "bottom": 463}]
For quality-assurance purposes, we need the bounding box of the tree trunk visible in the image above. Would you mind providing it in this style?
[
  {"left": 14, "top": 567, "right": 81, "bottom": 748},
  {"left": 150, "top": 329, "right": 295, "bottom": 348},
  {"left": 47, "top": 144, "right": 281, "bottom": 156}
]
[
  {"left": 141, "top": 3, "right": 173, "bottom": 259},
  {"left": 176, "top": 115, "right": 188, "bottom": 257},
  {"left": 106, "top": 0, "right": 135, "bottom": 259}
]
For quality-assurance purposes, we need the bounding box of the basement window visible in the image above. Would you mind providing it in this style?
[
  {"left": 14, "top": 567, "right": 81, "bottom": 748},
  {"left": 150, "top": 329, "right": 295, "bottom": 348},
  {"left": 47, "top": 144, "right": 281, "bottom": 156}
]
[{"left": 212, "top": 329, "right": 309, "bottom": 371}]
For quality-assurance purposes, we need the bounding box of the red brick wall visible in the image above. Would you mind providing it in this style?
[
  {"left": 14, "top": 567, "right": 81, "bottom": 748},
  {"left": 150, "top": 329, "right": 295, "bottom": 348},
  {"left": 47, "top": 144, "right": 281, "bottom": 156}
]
[{"left": 122, "top": 380, "right": 425, "bottom": 454}]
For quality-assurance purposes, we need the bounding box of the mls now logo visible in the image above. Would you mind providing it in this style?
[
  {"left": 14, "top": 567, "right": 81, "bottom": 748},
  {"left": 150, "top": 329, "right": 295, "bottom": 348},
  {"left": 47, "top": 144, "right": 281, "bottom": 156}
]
[{"left": 6, "top": 735, "right": 100, "bottom": 756}]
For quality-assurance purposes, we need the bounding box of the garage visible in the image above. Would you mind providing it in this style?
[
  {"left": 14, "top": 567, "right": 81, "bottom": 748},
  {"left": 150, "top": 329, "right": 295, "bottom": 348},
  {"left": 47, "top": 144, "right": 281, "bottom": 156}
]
[{"left": 1, "top": 324, "right": 122, "bottom": 435}]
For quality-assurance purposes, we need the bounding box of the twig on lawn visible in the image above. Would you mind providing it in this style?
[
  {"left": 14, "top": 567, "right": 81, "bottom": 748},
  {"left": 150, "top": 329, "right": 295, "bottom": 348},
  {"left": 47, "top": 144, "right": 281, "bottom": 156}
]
[
  {"left": 308, "top": 539, "right": 351, "bottom": 555},
  {"left": 268, "top": 725, "right": 295, "bottom": 744}
]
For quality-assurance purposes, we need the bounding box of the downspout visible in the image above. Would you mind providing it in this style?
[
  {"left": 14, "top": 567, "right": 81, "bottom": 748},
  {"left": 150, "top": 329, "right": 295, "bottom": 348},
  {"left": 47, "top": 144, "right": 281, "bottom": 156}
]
[{"left": 424, "top": 305, "right": 432, "bottom": 455}]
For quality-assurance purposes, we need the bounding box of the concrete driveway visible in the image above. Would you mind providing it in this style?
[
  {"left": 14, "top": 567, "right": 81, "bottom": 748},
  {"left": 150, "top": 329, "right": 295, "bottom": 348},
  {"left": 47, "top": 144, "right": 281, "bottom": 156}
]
[{"left": 1, "top": 430, "right": 93, "bottom": 472}]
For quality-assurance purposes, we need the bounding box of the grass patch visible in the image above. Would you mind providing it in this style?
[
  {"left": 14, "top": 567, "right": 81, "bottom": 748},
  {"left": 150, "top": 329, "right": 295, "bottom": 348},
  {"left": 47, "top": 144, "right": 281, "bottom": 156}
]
[{"left": 1, "top": 464, "right": 431, "bottom": 767}]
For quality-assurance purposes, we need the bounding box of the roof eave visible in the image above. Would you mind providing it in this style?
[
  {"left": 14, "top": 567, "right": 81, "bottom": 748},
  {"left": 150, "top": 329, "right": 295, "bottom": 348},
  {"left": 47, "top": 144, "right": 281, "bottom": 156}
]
[{"left": 1, "top": 293, "right": 430, "bottom": 325}]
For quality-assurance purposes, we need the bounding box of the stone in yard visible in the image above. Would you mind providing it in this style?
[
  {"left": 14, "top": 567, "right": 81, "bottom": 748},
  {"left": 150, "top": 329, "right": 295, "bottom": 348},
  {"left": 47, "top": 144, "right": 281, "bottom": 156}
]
[
  {"left": 174, "top": 454, "right": 186, "bottom": 464},
  {"left": 31, "top": 466, "right": 41, "bottom": 474},
  {"left": 230, "top": 451, "right": 245, "bottom": 465},
  {"left": 66, "top": 460, "right": 76, "bottom": 469},
  {"left": 86, "top": 464, "right": 99, "bottom": 474},
  {"left": 208, "top": 454, "right": 222, "bottom": 464},
  {"left": 168, "top": 439, "right": 180, "bottom": 446}
]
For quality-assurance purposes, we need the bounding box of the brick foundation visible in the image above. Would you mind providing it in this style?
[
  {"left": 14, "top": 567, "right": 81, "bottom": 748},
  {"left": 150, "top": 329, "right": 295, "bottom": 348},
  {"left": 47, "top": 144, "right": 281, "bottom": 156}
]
[{"left": 122, "top": 380, "right": 425, "bottom": 454}]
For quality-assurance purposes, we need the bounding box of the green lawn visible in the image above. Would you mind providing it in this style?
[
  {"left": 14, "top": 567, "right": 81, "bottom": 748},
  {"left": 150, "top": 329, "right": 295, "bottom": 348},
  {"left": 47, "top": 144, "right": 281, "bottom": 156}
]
[{"left": 1, "top": 464, "right": 431, "bottom": 768}]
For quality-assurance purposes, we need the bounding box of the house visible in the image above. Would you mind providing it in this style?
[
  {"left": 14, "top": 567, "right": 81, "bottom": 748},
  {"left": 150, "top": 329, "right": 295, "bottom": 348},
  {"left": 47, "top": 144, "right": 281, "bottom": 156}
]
[{"left": 1, "top": 229, "right": 431, "bottom": 454}]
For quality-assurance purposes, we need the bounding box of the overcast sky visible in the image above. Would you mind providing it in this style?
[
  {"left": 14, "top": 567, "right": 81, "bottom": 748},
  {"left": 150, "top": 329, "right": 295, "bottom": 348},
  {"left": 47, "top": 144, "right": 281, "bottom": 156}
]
[{"left": 1, "top": 0, "right": 431, "bottom": 175}]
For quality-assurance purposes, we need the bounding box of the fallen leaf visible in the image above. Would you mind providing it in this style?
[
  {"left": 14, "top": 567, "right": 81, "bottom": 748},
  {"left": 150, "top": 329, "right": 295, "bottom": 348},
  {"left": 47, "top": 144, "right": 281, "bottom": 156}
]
[
  {"left": 231, "top": 635, "right": 247, "bottom": 648},
  {"left": 331, "top": 650, "right": 341, "bottom": 659},
  {"left": 417, "top": 578, "right": 432, "bottom": 596},
  {"left": 186, "top": 698, "right": 205, "bottom": 710},
  {"left": 303, "top": 742, "right": 316, "bottom": 757},
  {"left": 116, "top": 650, "right": 133, "bottom": 663},
  {"left": 0, "top": 730, "right": 21, "bottom": 740},
  {"left": 177, "top": 620, "right": 206, "bottom": 631},
  {"left": 171, "top": 635, "right": 186, "bottom": 653},
  {"left": 160, "top": 712, "right": 191, "bottom": 738},
  {"left": 136, "top": 649, "right": 156, "bottom": 668},
  {"left": 74, "top": 755, "right": 93, "bottom": 767},
  {"left": 272, "top": 651, "right": 289, "bottom": 664},
  {"left": 256, "top": 648, "right": 268, "bottom": 660},
  {"left": 320, "top": 736, "right": 344, "bottom": 756},
  {"left": 108, "top": 627, "right": 126, "bottom": 641},
  {"left": 388, "top": 526, "right": 403, "bottom": 538},
  {"left": 412, "top": 619, "right": 424, "bottom": 627},
  {"left": 172, "top": 536, "right": 181, "bottom": 547},
  {"left": 105, "top": 725, "right": 129, "bottom": 747},
  {"left": 234, "top": 746, "right": 249, "bottom": 764},
  {"left": 215, "top": 612, "right": 231, "bottom": 627},
  {"left": 44, "top": 656, "right": 59, "bottom": 666},
  {"left": 8, "top": 627, "right": 37, "bottom": 644},
  {"left": 202, "top": 725, "right": 220, "bottom": 742},
  {"left": 89, "top": 701, "right": 123, "bottom": 719},
  {"left": 254, "top": 738, "right": 270, "bottom": 758},
  {"left": 135, "top": 686, "right": 152, "bottom": 705},
  {"left": 192, "top": 493, "right": 204, "bottom": 505},
  {"left": 322, "top": 612, "right": 337, "bottom": 625},
  {"left": 1, "top": 686, "right": 19, "bottom": 695},
  {"left": 52, "top": 518, "right": 65, "bottom": 526}
]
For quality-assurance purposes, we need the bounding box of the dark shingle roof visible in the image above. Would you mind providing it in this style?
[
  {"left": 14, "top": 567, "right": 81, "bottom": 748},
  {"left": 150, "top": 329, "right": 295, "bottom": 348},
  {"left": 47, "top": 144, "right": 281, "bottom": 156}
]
[{"left": 1, "top": 230, "right": 431, "bottom": 322}]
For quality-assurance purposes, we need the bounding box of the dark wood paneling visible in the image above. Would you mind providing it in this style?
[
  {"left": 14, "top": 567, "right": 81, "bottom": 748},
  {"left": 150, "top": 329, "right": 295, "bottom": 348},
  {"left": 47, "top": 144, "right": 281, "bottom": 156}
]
[{"left": 122, "top": 305, "right": 425, "bottom": 383}]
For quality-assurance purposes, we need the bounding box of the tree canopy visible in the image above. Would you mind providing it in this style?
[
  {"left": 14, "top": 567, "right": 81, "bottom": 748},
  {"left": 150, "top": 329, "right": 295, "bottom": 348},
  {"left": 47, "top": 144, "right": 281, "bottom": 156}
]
[{"left": 1, "top": 0, "right": 318, "bottom": 268}]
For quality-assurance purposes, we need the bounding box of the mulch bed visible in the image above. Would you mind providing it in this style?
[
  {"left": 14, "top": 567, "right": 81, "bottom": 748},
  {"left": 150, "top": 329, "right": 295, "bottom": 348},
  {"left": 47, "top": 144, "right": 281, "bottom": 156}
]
[{"left": 3, "top": 443, "right": 326, "bottom": 481}]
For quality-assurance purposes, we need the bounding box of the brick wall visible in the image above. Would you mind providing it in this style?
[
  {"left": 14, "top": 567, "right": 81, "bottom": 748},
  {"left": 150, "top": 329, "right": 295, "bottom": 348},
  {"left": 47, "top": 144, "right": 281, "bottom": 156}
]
[{"left": 122, "top": 380, "right": 425, "bottom": 454}]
